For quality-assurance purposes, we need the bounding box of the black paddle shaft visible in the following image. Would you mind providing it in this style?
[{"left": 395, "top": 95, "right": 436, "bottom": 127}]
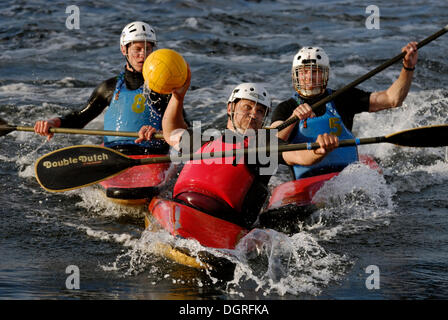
[
  {"left": 140, "top": 125, "right": 448, "bottom": 164},
  {"left": 275, "top": 25, "right": 448, "bottom": 132},
  {"left": 34, "top": 125, "right": 448, "bottom": 192}
]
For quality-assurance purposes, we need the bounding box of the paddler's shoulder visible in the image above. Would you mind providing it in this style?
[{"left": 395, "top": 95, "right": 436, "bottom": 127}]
[
  {"left": 91, "top": 76, "right": 118, "bottom": 101},
  {"left": 270, "top": 97, "right": 297, "bottom": 123},
  {"left": 98, "top": 76, "right": 119, "bottom": 92},
  {"left": 275, "top": 97, "right": 297, "bottom": 110}
]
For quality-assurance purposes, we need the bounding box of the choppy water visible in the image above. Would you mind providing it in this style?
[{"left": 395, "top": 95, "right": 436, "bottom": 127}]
[{"left": 1, "top": 0, "right": 448, "bottom": 301}]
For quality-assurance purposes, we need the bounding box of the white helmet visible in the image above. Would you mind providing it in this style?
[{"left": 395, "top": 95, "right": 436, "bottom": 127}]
[
  {"left": 227, "top": 83, "right": 271, "bottom": 109},
  {"left": 120, "top": 21, "right": 157, "bottom": 47},
  {"left": 227, "top": 83, "right": 271, "bottom": 133},
  {"left": 292, "top": 46, "right": 330, "bottom": 98}
]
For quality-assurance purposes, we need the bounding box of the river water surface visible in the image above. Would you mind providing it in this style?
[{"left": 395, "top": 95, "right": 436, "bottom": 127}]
[{"left": 1, "top": 0, "right": 448, "bottom": 302}]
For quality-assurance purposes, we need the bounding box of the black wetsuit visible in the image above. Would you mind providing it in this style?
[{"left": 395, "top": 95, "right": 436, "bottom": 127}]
[
  {"left": 271, "top": 87, "right": 371, "bottom": 132},
  {"left": 60, "top": 67, "right": 171, "bottom": 128},
  {"left": 58, "top": 67, "right": 176, "bottom": 154}
]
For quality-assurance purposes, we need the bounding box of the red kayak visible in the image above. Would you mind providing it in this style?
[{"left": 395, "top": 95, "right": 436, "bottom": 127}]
[
  {"left": 147, "top": 197, "right": 248, "bottom": 249},
  {"left": 98, "top": 153, "right": 171, "bottom": 206},
  {"left": 268, "top": 154, "right": 380, "bottom": 209},
  {"left": 146, "top": 197, "right": 247, "bottom": 271},
  {"left": 145, "top": 154, "right": 381, "bottom": 268},
  {"left": 258, "top": 154, "right": 381, "bottom": 233}
]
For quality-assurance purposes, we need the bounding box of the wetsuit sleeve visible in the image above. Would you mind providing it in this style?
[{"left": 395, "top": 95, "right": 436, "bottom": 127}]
[
  {"left": 59, "top": 77, "right": 117, "bottom": 128},
  {"left": 270, "top": 98, "right": 297, "bottom": 123},
  {"left": 333, "top": 87, "right": 371, "bottom": 131}
]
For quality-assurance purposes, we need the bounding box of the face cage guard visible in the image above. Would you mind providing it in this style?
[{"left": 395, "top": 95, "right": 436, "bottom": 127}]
[
  {"left": 230, "top": 100, "right": 269, "bottom": 135},
  {"left": 125, "top": 40, "right": 155, "bottom": 72},
  {"left": 292, "top": 64, "right": 329, "bottom": 98}
]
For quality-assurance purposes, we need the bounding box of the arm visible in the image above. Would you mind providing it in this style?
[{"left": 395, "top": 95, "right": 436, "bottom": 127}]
[
  {"left": 281, "top": 133, "right": 339, "bottom": 166},
  {"left": 34, "top": 78, "right": 115, "bottom": 140},
  {"left": 271, "top": 118, "right": 295, "bottom": 141},
  {"left": 34, "top": 117, "right": 62, "bottom": 141},
  {"left": 161, "top": 66, "right": 191, "bottom": 148},
  {"left": 270, "top": 99, "right": 315, "bottom": 141},
  {"left": 369, "top": 42, "right": 418, "bottom": 112}
]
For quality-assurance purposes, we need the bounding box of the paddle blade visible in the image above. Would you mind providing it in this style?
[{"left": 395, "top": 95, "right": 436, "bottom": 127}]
[
  {"left": 0, "top": 118, "right": 15, "bottom": 137},
  {"left": 35, "top": 145, "right": 137, "bottom": 192},
  {"left": 385, "top": 124, "right": 448, "bottom": 147}
]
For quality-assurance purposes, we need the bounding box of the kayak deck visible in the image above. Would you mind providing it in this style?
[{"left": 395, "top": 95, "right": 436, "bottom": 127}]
[
  {"left": 98, "top": 154, "right": 171, "bottom": 206},
  {"left": 268, "top": 172, "right": 339, "bottom": 209}
]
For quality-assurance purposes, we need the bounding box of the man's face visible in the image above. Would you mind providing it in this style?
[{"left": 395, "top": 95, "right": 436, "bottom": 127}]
[
  {"left": 121, "top": 41, "right": 154, "bottom": 72},
  {"left": 298, "top": 65, "right": 323, "bottom": 90},
  {"left": 229, "top": 99, "right": 268, "bottom": 132}
]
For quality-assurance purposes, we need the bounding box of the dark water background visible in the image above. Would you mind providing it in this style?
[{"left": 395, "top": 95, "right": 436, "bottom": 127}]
[{"left": 1, "top": 0, "right": 448, "bottom": 301}]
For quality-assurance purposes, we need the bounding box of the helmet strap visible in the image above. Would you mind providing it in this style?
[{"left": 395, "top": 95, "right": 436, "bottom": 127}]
[
  {"left": 125, "top": 56, "right": 138, "bottom": 73},
  {"left": 124, "top": 45, "right": 138, "bottom": 73},
  {"left": 229, "top": 102, "right": 249, "bottom": 135},
  {"left": 230, "top": 101, "right": 267, "bottom": 135},
  {"left": 124, "top": 41, "right": 153, "bottom": 73},
  {"left": 229, "top": 103, "right": 242, "bottom": 134}
]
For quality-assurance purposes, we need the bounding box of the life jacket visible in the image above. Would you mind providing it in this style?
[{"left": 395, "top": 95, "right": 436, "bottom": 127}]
[
  {"left": 103, "top": 72, "right": 166, "bottom": 152},
  {"left": 173, "top": 135, "right": 255, "bottom": 215},
  {"left": 289, "top": 89, "right": 358, "bottom": 179}
]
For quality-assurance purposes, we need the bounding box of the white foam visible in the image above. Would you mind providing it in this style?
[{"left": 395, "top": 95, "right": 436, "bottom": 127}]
[
  {"left": 313, "top": 162, "right": 395, "bottom": 209},
  {"left": 184, "top": 17, "right": 199, "bottom": 28},
  {"left": 74, "top": 187, "right": 146, "bottom": 219},
  {"left": 351, "top": 89, "right": 448, "bottom": 162},
  {"left": 225, "top": 228, "right": 351, "bottom": 296},
  {"left": 0, "top": 83, "right": 35, "bottom": 95}
]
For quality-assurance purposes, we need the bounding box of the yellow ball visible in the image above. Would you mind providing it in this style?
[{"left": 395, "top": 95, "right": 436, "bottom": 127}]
[{"left": 143, "top": 49, "right": 188, "bottom": 94}]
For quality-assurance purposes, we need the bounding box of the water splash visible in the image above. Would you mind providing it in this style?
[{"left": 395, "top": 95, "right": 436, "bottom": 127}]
[
  {"left": 224, "top": 228, "right": 351, "bottom": 297},
  {"left": 87, "top": 223, "right": 351, "bottom": 297},
  {"left": 74, "top": 187, "right": 147, "bottom": 220},
  {"left": 313, "top": 162, "right": 395, "bottom": 209},
  {"left": 80, "top": 161, "right": 399, "bottom": 297},
  {"left": 352, "top": 89, "right": 448, "bottom": 162},
  {"left": 296, "top": 162, "right": 397, "bottom": 242}
]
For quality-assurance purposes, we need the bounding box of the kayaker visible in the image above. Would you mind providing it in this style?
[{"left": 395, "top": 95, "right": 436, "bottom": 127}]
[
  {"left": 160, "top": 69, "right": 339, "bottom": 228},
  {"left": 34, "top": 21, "right": 188, "bottom": 154},
  {"left": 270, "top": 42, "right": 418, "bottom": 179}
]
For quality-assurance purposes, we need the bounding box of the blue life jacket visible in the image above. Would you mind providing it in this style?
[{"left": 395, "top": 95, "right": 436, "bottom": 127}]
[
  {"left": 289, "top": 89, "right": 358, "bottom": 179},
  {"left": 103, "top": 72, "right": 166, "bottom": 152}
]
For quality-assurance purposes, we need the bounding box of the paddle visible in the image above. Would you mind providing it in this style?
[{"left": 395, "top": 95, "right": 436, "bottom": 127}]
[
  {"left": 34, "top": 124, "right": 448, "bottom": 192},
  {"left": 0, "top": 117, "right": 164, "bottom": 139},
  {"left": 273, "top": 24, "right": 448, "bottom": 132}
]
